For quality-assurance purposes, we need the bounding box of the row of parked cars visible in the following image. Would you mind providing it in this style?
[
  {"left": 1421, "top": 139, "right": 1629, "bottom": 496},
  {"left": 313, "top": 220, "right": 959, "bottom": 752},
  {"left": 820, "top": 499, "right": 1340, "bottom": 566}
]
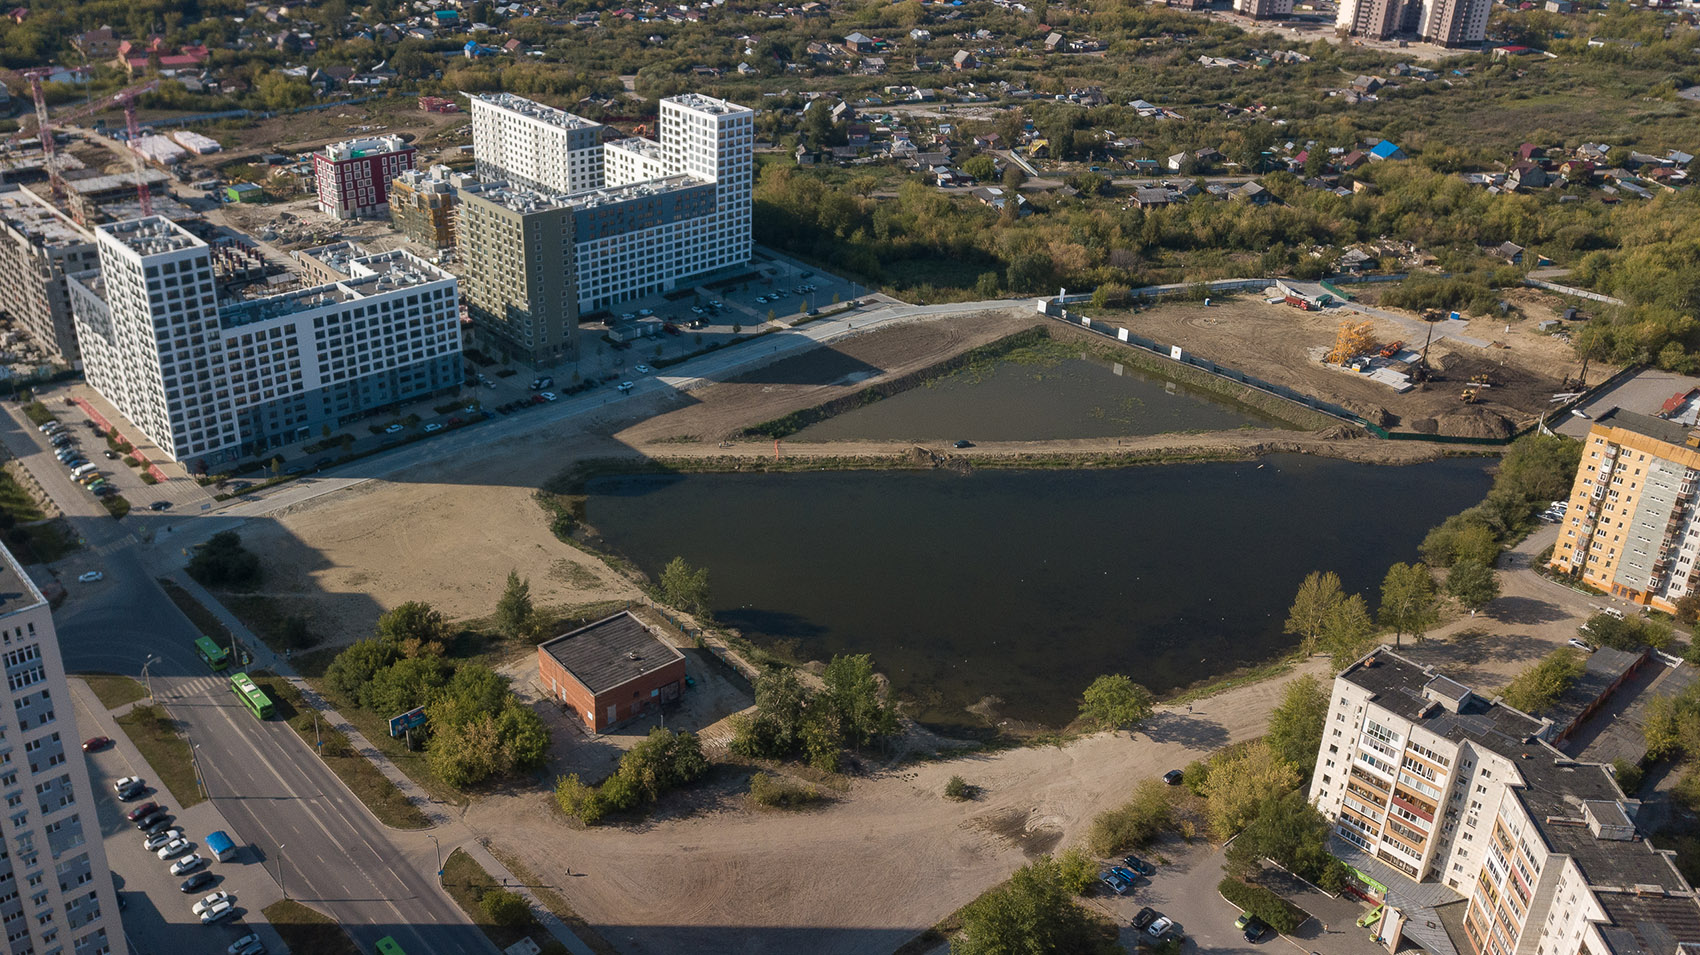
[
  {"left": 1540, "top": 499, "right": 1570, "bottom": 523},
  {"left": 39, "top": 420, "right": 120, "bottom": 501},
  {"left": 113, "top": 774, "right": 264, "bottom": 953}
]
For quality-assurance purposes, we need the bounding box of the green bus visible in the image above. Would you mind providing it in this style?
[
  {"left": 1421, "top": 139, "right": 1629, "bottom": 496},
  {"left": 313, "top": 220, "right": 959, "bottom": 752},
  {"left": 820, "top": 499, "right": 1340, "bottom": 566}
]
[
  {"left": 229, "top": 673, "right": 274, "bottom": 719},
  {"left": 194, "top": 636, "right": 229, "bottom": 671},
  {"left": 374, "top": 937, "right": 405, "bottom": 955}
]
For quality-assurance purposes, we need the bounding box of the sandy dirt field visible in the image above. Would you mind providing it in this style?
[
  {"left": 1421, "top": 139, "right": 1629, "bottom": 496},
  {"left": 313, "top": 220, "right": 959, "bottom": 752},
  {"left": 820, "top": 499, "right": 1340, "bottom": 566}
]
[{"left": 1094, "top": 290, "right": 1595, "bottom": 438}]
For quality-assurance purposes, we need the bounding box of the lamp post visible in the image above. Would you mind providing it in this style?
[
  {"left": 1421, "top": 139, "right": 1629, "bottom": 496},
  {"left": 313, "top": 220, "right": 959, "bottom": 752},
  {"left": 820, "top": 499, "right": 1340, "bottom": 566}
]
[
  {"left": 276, "top": 844, "right": 286, "bottom": 900},
  {"left": 141, "top": 655, "right": 159, "bottom": 702},
  {"left": 428, "top": 833, "right": 441, "bottom": 877},
  {"left": 190, "top": 741, "right": 206, "bottom": 801}
]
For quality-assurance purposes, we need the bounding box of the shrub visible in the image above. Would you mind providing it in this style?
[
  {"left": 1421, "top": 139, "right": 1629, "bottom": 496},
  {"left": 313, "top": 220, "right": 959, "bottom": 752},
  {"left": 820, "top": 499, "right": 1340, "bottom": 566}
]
[
  {"left": 1087, "top": 778, "right": 1174, "bottom": 856},
  {"left": 122, "top": 455, "right": 140, "bottom": 468},
  {"left": 1613, "top": 758, "right": 1644, "bottom": 794},
  {"left": 1500, "top": 648, "right": 1584, "bottom": 714},
  {"left": 749, "top": 772, "right": 822, "bottom": 808},
  {"left": 944, "top": 775, "right": 972, "bottom": 801},
  {"left": 139, "top": 472, "right": 159, "bottom": 485},
  {"left": 479, "top": 889, "right": 531, "bottom": 927},
  {"left": 554, "top": 774, "right": 604, "bottom": 825},
  {"left": 1217, "top": 877, "right": 1305, "bottom": 934},
  {"left": 187, "top": 530, "right": 262, "bottom": 588}
]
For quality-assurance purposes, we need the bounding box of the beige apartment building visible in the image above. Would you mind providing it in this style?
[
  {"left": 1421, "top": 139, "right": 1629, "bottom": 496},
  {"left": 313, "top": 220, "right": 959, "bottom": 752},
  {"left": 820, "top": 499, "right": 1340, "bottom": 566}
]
[
  {"left": 1310, "top": 647, "right": 1700, "bottom": 955},
  {"left": 1548, "top": 409, "right": 1700, "bottom": 614},
  {"left": 0, "top": 187, "right": 98, "bottom": 363},
  {"left": 454, "top": 182, "right": 578, "bottom": 368}
]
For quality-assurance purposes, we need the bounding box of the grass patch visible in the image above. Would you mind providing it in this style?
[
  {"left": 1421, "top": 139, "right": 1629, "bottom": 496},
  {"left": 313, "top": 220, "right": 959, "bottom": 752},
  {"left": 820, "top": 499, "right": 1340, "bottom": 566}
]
[
  {"left": 223, "top": 593, "right": 318, "bottom": 653},
  {"left": 0, "top": 469, "right": 46, "bottom": 521},
  {"left": 114, "top": 704, "right": 205, "bottom": 808},
  {"left": 101, "top": 495, "right": 130, "bottom": 519},
  {"left": 156, "top": 578, "right": 234, "bottom": 643},
  {"left": 262, "top": 900, "right": 362, "bottom": 955},
  {"left": 78, "top": 673, "right": 147, "bottom": 711},
  {"left": 1165, "top": 651, "right": 1305, "bottom": 707},
  {"left": 8, "top": 518, "right": 79, "bottom": 563},
  {"left": 440, "top": 848, "right": 569, "bottom": 955},
  {"left": 248, "top": 673, "right": 431, "bottom": 830},
  {"left": 486, "top": 844, "right": 623, "bottom": 955},
  {"left": 21, "top": 402, "right": 54, "bottom": 426},
  {"left": 310, "top": 678, "right": 469, "bottom": 809}
]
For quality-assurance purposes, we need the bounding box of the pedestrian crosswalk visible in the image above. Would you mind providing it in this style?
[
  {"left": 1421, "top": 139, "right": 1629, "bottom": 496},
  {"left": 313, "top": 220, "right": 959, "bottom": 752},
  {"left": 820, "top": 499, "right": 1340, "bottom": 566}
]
[
  {"left": 160, "top": 674, "right": 232, "bottom": 701},
  {"left": 92, "top": 535, "right": 137, "bottom": 557}
]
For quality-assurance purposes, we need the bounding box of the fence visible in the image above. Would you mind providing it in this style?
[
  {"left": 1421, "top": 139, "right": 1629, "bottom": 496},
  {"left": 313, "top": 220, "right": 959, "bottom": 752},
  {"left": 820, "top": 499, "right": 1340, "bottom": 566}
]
[
  {"left": 1057, "top": 272, "right": 1410, "bottom": 306},
  {"left": 1522, "top": 278, "right": 1625, "bottom": 306}
]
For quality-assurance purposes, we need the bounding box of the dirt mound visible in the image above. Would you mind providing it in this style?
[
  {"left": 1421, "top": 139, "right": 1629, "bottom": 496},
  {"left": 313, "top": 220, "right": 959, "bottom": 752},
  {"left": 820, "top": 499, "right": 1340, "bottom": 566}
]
[{"left": 1434, "top": 408, "right": 1515, "bottom": 439}]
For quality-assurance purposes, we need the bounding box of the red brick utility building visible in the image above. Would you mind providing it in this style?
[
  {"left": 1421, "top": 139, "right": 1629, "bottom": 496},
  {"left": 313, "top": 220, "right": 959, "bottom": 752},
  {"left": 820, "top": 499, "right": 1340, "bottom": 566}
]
[
  {"left": 312, "top": 134, "right": 417, "bottom": 220},
  {"left": 537, "top": 611, "right": 686, "bottom": 733}
]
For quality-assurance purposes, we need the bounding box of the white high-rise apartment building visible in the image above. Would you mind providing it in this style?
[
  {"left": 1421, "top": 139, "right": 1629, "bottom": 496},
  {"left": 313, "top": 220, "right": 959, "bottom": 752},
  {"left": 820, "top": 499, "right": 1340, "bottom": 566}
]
[
  {"left": 68, "top": 218, "right": 461, "bottom": 470},
  {"left": 461, "top": 92, "right": 753, "bottom": 319},
  {"left": 1334, "top": 0, "right": 1489, "bottom": 46},
  {"left": 467, "top": 93, "right": 605, "bottom": 195},
  {"left": 1309, "top": 647, "right": 1700, "bottom": 955},
  {"left": 0, "top": 542, "right": 123, "bottom": 955}
]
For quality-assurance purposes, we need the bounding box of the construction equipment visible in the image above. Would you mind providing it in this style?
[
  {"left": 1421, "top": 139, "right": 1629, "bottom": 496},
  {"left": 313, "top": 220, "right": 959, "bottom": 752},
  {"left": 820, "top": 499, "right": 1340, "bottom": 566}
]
[
  {"left": 1379, "top": 340, "right": 1405, "bottom": 358},
  {"left": 1326, "top": 320, "right": 1376, "bottom": 365},
  {"left": 1461, "top": 387, "right": 1481, "bottom": 404},
  {"left": 1283, "top": 295, "right": 1315, "bottom": 311},
  {"left": 2, "top": 75, "right": 160, "bottom": 208}
]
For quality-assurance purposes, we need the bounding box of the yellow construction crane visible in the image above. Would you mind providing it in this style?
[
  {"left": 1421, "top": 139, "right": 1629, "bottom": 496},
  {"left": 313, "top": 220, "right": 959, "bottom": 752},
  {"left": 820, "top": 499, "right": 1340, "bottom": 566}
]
[{"left": 1326, "top": 320, "right": 1376, "bottom": 365}]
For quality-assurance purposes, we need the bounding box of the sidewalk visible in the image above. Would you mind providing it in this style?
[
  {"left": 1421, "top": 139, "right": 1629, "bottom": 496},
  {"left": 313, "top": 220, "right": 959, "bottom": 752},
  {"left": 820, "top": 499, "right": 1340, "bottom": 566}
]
[{"left": 164, "top": 571, "right": 597, "bottom": 955}]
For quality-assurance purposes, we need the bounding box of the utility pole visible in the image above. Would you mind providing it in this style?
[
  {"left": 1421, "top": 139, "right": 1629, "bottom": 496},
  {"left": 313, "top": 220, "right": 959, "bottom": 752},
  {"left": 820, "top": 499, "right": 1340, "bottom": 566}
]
[{"left": 276, "top": 844, "right": 286, "bottom": 900}]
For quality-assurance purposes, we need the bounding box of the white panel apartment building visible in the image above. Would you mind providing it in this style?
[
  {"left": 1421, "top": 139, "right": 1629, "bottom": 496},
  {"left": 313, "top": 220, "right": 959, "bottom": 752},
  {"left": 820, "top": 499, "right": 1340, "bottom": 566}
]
[
  {"left": 467, "top": 93, "right": 605, "bottom": 195},
  {"left": 0, "top": 542, "right": 123, "bottom": 955},
  {"left": 68, "top": 218, "right": 460, "bottom": 470},
  {"left": 465, "top": 92, "right": 754, "bottom": 316},
  {"left": 1334, "top": 0, "right": 1490, "bottom": 46},
  {"left": 1309, "top": 648, "right": 1700, "bottom": 955}
]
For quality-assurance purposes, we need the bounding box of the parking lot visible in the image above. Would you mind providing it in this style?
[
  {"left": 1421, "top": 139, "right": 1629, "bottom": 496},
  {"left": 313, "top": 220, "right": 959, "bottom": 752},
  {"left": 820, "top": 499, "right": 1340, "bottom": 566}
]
[
  {"left": 1085, "top": 837, "right": 1384, "bottom": 955},
  {"left": 71, "top": 680, "right": 285, "bottom": 955}
]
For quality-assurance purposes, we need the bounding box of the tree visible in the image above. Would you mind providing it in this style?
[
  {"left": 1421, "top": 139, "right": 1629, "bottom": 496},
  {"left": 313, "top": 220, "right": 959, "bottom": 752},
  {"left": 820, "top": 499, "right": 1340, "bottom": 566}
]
[
  {"left": 1087, "top": 779, "right": 1174, "bottom": 856},
  {"left": 362, "top": 654, "right": 451, "bottom": 715},
  {"left": 1225, "top": 790, "right": 1347, "bottom": 892},
  {"left": 325, "top": 637, "right": 402, "bottom": 702},
  {"left": 1078, "top": 674, "right": 1155, "bottom": 732},
  {"left": 481, "top": 890, "right": 531, "bottom": 927},
  {"left": 1677, "top": 592, "right": 1700, "bottom": 627},
  {"left": 1445, "top": 559, "right": 1501, "bottom": 613},
  {"left": 1500, "top": 648, "right": 1584, "bottom": 714},
  {"left": 613, "top": 727, "right": 708, "bottom": 802},
  {"left": 820, "top": 653, "right": 897, "bottom": 749},
  {"left": 1284, "top": 571, "right": 1345, "bottom": 654},
  {"left": 494, "top": 570, "right": 535, "bottom": 639},
  {"left": 1200, "top": 741, "right": 1301, "bottom": 841},
  {"left": 962, "top": 154, "right": 997, "bottom": 181},
  {"left": 1496, "top": 433, "right": 1582, "bottom": 504},
  {"left": 256, "top": 72, "right": 313, "bottom": 110},
  {"left": 1265, "top": 675, "right": 1328, "bottom": 773},
  {"left": 730, "top": 667, "right": 810, "bottom": 760},
  {"left": 953, "top": 856, "right": 1118, "bottom": 955},
  {"left": 1379, "top": 562, "right": 1439, "bottom": 646},
  {"left": 377, "top": 601, "right": 447, "bottom": 655},
  {"left": 427, "top": 712, "right": 508, "bottom": 787},
  {"left": 659, "top": 556, "right": 710, "bottom": 615},
  {"left": 1319, "top": 594, "right": 1376, "bottom": 668},
  {"left": 187, "top": 531, "right": 262, "bottom": 589}
]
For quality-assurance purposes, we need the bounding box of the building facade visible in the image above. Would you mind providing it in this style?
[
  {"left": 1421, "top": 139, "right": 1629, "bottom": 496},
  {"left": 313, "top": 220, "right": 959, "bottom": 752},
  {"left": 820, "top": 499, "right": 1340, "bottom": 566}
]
[
  {"left": 1548, "top": 409, "right": 1700, "bottom": 614},
  {"left": 1235, "top": 0, "right": 1295, "bottom": 18},
  {"left": 0, "top": 542, "right": 124, "bottom": 955},
  {"left": 313, "top": 135, "right": 417, "bottom": 220},
  {"left": 466, "top": 93, "right": 605, "bottom": 195},
  {"left": 388, "top": 166, "right": 463, "bottom": 250},
  {"left": 0, "top": 187, "right": 97, "bottom": 363},
  {"left": 463, "top": 92, "right": 754, "bottom": 316},
  {"left": 454, "top": 182, "right": 578, "bottom": 367},
  {"left": 1309, "top": 648, "right": 1700, "bottom": 955},
  {"left": 1334, "top": 0, "right": 1489, "bottom": 46},
  {"left": 536, "top": 611, "right": 686, "bottom": 732},
  {"left": 68, "top": 217, "right": 460, "bottom": 470}
]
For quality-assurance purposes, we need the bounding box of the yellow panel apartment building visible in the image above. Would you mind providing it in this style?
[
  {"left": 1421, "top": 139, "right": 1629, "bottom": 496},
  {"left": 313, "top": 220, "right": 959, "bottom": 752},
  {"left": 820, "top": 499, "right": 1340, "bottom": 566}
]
[{"left": 1549, "top": 408, "right": 1700, "bottom": 612}]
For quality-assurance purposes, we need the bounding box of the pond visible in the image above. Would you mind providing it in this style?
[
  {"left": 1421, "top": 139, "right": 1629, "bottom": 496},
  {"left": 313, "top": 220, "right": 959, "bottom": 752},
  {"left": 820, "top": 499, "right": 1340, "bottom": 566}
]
[
  {"left": 585, "top": 455, "right": 1492, "bottom": 729},
  {"left": 794, "top": 350, "right": 1293, "bottom": 442}
]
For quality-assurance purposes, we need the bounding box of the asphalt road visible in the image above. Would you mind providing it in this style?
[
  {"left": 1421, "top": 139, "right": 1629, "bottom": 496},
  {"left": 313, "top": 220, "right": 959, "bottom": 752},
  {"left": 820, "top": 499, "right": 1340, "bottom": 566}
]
[{"left": 0, "top": 410, "right": 494, "bottom": 953}]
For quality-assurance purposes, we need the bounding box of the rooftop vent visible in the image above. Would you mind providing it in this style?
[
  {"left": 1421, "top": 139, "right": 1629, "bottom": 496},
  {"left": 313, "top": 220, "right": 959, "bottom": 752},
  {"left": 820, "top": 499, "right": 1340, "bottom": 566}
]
[{"left": 1634, "top": 884, "right": 1668, "bottom": 898}]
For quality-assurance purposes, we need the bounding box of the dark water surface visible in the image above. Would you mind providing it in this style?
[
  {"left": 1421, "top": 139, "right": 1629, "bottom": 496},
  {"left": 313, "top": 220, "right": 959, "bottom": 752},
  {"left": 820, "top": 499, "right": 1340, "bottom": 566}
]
[
  {"left": 586, "top": 455, "right": 1492, "bottom": 728},
  {"left": 795, "top": 353, "right": 1290, "bottom": 442}
]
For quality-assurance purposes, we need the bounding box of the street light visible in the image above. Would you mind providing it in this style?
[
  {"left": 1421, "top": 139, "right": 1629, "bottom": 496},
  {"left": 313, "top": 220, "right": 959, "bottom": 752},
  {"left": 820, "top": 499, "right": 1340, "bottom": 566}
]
[
  {"left": 140, "top": 655, "right": 159, "bottom": 702},
  {"left": 190, "top": 742, "right": 206, "bottom": 801},
  {"left": 276, "top": 843, "right": 286, "bottom": 900},
  {"left": 429, "top": 833, "right": 441, "bottom": 877}
]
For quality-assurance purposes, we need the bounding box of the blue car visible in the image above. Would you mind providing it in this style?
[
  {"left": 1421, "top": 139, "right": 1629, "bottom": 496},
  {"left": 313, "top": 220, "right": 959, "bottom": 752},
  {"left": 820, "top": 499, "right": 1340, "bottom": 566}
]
[{"left": 1111, "top": 865, "right": 1140, "bottom": 885}]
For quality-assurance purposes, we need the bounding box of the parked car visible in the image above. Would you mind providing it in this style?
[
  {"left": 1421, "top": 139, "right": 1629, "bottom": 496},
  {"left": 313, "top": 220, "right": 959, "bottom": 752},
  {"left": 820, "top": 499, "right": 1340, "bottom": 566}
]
[
  {"left": 1110, "top": 865, "right": 1139, "bottom": 885},
  {"left": 1098, "top": 872, "right": 1129, "bottom": 896},
  {"left": 171, "top": 853, "right": 206, "bottom": 877},
  {"left": 113, "top": 776, "right": 145, "bottom": 796},
  {"left": 384, "top": 424, "right": 404, "bottom": 434},
  {"left": 143, "top": 829, "right": 183, "bottom": 852},
  {"left": 149, "top": 501, "right": 172, "bottom": 511},
  {"left": 1569, "top": 638, "right": 1596, "bottom": 651},
  {"left": 618, "top": 381, "right": 634, "bottom": 393},
  {"left": 192, "top": 891, "right": 232, "bottom": 915},
  {"left": 178, "top": 870, "right": 214, "bottom": 893},
  {"left": 1132, "top": 907, "right": 1159, "bottom": 930},
  {"left": 227, "top": 934, "right": 265, "bottom": 955},
  {"left": 540, "top": 392, "right": 558, "bottom": 402},
  {"left": 125, "top": 802, "right": 159, "bottom": 822},
  {"left": 103, "top": 450, "right": 118, "bottom": 460},
  {"left": 1147, "top": 916, "right": 1174, "bottom": 939},
  {"left": 144, "top": 815, "right": 176, "bottom": 835},
  {"left": 197, "top": 898, "right": 234, "bottom": 923},
  {"left": 423, "top": 423, "right": 443, "bottom": 433},
  {"left": 81, "top": 736, "right": 110, "bottom": 752},
  {"left": 1163, "top": 769, "right": 1184, "bottom": 786},
  {"left": 1122, "top": 855, "right": 1154, "bottom": 877},
  {"left": 1243, "top": 916, "right": 1269, "bottom": 942},
  {"left": 133, "top": 811, "right": 168, "bottom": 831},
  {"left": 77, "top": 571, "right": 103, "bottom": 583},
  {"left": 953, "top": 440, "right": 973, "bottom": 449},
  {"left": 156, "top": 838, "right": 192, "bottom": 859}
]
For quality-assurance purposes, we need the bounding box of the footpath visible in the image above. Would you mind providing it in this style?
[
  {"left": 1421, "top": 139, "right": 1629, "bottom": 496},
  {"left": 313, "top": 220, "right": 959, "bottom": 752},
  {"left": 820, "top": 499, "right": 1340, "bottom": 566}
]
[{"left": 163, "top": 570, "right": 597, "bottom": 955}]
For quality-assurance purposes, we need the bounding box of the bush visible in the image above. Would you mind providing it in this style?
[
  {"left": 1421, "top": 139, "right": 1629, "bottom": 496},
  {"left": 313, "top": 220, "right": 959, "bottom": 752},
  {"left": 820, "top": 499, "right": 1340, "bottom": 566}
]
[
  {"left": 479, "top": 889, "right": 531, "bottom": 927},
  {"left": 1584, "top": 612, "right": 1673, "bottom": 651},
  {"left": 1613, "top": 758, "right": 1645, "bottom": 795},
  {"left": 1217, "top": 877, "right": 1305, "bottom": 934},
  {"left": 1500, "top": 648, "right": 1584, "bottom": 714},
  {"left": 122, "top": 455, "right": 140, "bottom": 468},
  {"left": 187, "top": 530, "right": 262, "bottom": 589},
  {"left": 1087, "top": 778, "right": 1174, "bottom": 856},
  {"left": 139, "top": 472, "right": 159, "bottom": 485},
  {"left": 749, "top": 772, "right": 822, "bottom": 808},
  {"left": 554, "top": 773, "right": 602, "bottom": 823},
  {"left": 944, "top": 775, "right": 972, "bottom": 801}
]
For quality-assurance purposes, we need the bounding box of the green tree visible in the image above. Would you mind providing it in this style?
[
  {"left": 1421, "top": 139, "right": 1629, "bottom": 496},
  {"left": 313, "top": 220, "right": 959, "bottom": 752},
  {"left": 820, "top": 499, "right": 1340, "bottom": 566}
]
[
  {"left": 324, "top": 637, "right": 402, "bottom": 702},
  {"left": 1496, "top": 433, "right": 1582, "bottom": 503},
  {"left": 256, "top": 72, "right": 313, "bottom": 110},
  {"left": 1225, "top": 790, "right": 1348, "bottom": 892},
  {"left": 1200, "top": 741, "right": 1301, "bottom": 840},
  {"left": 658, "top": 556, "right": 710, "bottom": 615},
  {"left": 820, "top": 653, "right": 897, "bottom": 749},
  {"left": 377, "top": 601, "right": 447, "bottom": 654},
  {"left": 1379, "top": 562, "right": 1439, "bottom": 646},
  {"left": 613, "top": 727, "right": 708, "bottom": 802},
  {"left": 1265, "top": 675, "right": 1328, "bottom": 773},
  {"left": 962, "top": 154, "right": 997, "bottom": 181},
  {"left": 1501, "top": 648, "right": 1584, "bottom": 714},
  {"left": 1087, "top": 778, "right": 1174, "bottom": 856},
  {"left": 362, "top": 654, "right": 452, "bottom": 715},
  {"left": 186, "top": 531, "right": 262, "bottom": 589},
  {"left": 1284, "top": 571, "right": 1345, "bottom": 654},
  {"left": 427, "top": 712, "right": 508, "bottom": 787},
  {"left": 1319, "top": 594, "right": 1377, "bottom": 668},
  {"left": 481, "top": 890, "right": 531, "bottom": 927},
  {"left": 1078, "top": 674, "right": 1155, "bottom": 732},
  {"left": 730, "top": 667, "right": 810, "bottom": 759},
  {"left": 953, "top": 856, "right": 1118, "bottom": 955},
  {"left": 494, "top": 569, "right": 535, "bottom": 639},
  {"left": 1445, "top": 559, "right": 1501, "bottom": 613}
]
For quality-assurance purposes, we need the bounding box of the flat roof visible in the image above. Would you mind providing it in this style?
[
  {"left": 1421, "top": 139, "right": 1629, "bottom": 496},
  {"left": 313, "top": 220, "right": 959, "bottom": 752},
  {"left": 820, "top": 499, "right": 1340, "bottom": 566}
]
[
  {"left": 604, "top": 137, "right": 667, "bottom": 161},
  {"left": 219, "top": 249, "right": 450, "bottom": 327},
  {"left": 0, "top": 540, "right": 44, "bottom": 621},
  {"left": 664, "top": 92, "right": 752, "bottom": 116},
  {"left": 321, "top": 135, "right": 411, "bottom": 161},
  {"left": 0, "top": 187, "right": 90, "bottom": 248},
  {"left": 470, "top": 92, "right": 603, "bottom": 131},
  {"left": 98, "top": 216, "right": 204, "bottom": 257},
  {"left": 539, "top": 610, "right": 684, "bottom": 696},
  {"left": 1595, "top": 407, "right": 1698, "bottom": 448}
]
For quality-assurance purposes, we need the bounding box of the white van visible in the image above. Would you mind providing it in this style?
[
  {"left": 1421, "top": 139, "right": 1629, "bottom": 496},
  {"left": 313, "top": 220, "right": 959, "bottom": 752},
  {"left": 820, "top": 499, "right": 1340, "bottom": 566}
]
[{"left": 70, "top": 464, "right": 96, "bottom": 478}]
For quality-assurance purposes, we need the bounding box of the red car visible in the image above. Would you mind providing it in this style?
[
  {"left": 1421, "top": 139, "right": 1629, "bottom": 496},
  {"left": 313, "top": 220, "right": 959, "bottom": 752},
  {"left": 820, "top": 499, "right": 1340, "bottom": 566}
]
[
  {"left": 81, "top": 736, "right": 110, "bottom": 752},
  {"left": 124, "top": 802, "right": 160, "bottom": 823}
]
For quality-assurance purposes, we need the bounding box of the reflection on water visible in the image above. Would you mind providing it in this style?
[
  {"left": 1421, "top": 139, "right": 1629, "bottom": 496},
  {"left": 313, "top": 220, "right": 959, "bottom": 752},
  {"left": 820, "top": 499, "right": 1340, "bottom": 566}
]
[
  {"left": 796, "top": 353, "right": 1290, "bottom": 442},
  {"left": 586, "top": 455, "right": 1492, "bottom": 729}
]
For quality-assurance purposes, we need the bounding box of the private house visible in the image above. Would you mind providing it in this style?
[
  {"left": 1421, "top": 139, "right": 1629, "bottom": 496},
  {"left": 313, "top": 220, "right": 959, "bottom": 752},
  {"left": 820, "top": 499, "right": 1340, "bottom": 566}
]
[
  {"left": 1368, "top": 139, "right": 1406, "bottom": 161},
  {"left": 537, "top": 611, "right": 687, "bottom": 733},
  {"left": 952, "top": 49, "right": 978, "bottom": 69},
  {"left": 845, "top": 31, "right": 878, "bottom": 52},
  {"left": 1493, "top": 240, "right": 1525, "bottom": 264}
]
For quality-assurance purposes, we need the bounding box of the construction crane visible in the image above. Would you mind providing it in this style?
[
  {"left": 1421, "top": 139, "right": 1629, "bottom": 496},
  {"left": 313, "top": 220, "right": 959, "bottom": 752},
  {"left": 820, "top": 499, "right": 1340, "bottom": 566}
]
[{"left": 2, "top": 73, "right": 161, "bottom": 211}]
